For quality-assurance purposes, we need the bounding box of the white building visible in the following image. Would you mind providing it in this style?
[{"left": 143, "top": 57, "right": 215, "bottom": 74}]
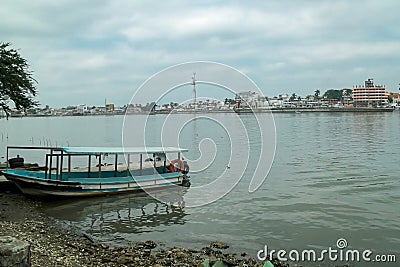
[
  {"left": 76, "top": 104, "right": 88, "bottom": 114},
  {"left": 235, "top": 91, "right": 270, "bottom": 109}
]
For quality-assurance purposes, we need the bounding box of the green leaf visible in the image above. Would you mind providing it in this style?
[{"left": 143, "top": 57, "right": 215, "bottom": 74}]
[
  {"left": 212, "top": 260, "right": 228, "bottom": 267},
  {"left": 202, "top": 259, "right": 210, "bottom": 267},
  {"left": 263, "top": 260, "right": 275, "bottom": 267}
]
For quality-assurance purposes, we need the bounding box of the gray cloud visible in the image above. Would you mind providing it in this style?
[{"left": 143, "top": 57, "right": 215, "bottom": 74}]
[{"left": 1, "top": 0, "right": 399, "bottom": 107}]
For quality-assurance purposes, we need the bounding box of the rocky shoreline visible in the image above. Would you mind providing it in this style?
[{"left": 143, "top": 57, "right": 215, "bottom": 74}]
[{"left": 0, "top": 182, "right": 290, "bottom": 267}]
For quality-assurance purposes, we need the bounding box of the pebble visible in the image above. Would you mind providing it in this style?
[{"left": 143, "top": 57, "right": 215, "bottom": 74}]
[
  {"left": 0, "top": 191, "right": 291, "bottom": 267},
  {"left": 211, "top": 241, "right": 229, "bottom": 249}
]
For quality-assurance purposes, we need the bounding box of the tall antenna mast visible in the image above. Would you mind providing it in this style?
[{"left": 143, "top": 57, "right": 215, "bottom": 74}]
[{"left": 192, "top": 72, "right": 197, "bottom": 110}]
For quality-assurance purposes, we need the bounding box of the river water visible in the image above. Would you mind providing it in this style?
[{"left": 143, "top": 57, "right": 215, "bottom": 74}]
[{"left": 1, "top": 112, "right": 399, "bottom": 266}]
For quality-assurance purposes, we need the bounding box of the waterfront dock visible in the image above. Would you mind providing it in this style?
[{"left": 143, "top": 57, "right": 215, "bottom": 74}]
[{"left": 234, "top": 107, "right": 395, "bottom": 114}]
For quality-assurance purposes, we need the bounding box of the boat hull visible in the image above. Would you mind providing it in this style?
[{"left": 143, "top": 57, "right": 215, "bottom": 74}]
[{"left": 3, "top": 171, "right": 187, "bottom": 197}]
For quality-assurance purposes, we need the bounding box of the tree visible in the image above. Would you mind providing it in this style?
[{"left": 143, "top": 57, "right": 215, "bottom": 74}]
[
  {"left": 314, "top": 89, "right": 320, "bottom": 100},
  {"left": 0, "top": 43, "right": 38, "bottom": 118},
  {"left": 322, "top": 89, "right": 352, "bottom": 100},
  {"left": 224, "top": 98, "right": 236, "bottom": 105},
  {"left": 323, "top": 89, "right": 342, "bottom": 100}
]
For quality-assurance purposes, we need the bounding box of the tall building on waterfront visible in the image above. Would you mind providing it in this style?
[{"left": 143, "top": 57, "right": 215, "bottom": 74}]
[{"left": 352, "top": 78, "right": 389, "bottom": 107}]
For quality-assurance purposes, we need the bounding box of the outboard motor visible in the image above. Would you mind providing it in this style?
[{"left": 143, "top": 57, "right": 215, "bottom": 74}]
[{"left": 169, "top": 159, "right": 191, "bottom": 187}]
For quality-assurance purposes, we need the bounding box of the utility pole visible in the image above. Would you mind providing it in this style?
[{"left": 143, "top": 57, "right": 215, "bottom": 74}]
[{"left": 192, "top": 73, "right": 196, "bottom": 110}]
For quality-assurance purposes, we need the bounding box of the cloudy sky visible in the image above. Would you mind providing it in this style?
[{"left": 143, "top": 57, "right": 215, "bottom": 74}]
[{"left": 1, "top": 1, "right": 399, "bottom": 107}]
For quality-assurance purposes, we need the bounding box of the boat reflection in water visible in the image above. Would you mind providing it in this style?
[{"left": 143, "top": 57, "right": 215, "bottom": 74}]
[{"left": 42, "top": 187, "right": 189, "bottom": 241}]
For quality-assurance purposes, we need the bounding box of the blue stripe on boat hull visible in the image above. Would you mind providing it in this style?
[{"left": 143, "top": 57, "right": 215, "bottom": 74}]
[{"left": 3, "top": 172, "right": 185, "bottom": 197}]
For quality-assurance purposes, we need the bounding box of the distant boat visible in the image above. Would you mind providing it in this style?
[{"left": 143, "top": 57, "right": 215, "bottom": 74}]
[{"left": 1, "top": 146, "right": 190, "bottom": 197}]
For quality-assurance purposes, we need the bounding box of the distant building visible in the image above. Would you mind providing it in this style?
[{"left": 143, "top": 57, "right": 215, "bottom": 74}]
[
  {"left": 389, "top": 93, "right": 400, "bottom": 106},
  {"left": 235, "top": 91, "right": 269, "bottom": 109},
  {"left": 352, "top": 79, "right": 389, "bottom": 107},
  {"left": 126, "top": 106, "right": 142, "bottom": 113},
  {"left": 106, "top": 103, "right": 115, "bottom": 111},
  {"left": 76, "top": 104, "right": 88, "bottom": 114}
]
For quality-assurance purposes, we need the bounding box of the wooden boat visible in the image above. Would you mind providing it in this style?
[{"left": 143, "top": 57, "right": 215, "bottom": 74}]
[{"left": 1, "top": 146, "right": 190, "bottom": 197}]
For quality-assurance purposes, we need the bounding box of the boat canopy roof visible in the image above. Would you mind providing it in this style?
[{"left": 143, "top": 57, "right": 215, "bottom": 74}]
[{"left": 61, "top": 146, "right": 188, "bottom": 155}]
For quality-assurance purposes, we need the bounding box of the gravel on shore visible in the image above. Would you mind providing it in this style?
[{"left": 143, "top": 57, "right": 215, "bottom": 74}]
[{"left": 0, "top": 181, "right": 290, "bottom": 267}]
